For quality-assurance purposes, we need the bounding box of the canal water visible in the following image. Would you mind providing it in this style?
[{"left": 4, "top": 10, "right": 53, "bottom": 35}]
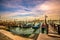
[{"left": 8, "top": 22, "right": 43, "bottom": 38}]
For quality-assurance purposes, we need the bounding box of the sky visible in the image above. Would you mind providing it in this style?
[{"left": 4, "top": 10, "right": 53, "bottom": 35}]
[{"left": 0, "top": 0, "right": 60, "bottom": 20}]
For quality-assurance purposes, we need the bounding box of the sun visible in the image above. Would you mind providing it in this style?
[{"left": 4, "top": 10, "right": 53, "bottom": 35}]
[{"left": 40, "top": 4, "right": 50, "bottom": 10}]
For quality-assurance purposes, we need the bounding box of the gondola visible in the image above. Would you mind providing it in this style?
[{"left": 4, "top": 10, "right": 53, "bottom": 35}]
[{"left": 8, "top": 22, "right": 41, "bottom": 38}]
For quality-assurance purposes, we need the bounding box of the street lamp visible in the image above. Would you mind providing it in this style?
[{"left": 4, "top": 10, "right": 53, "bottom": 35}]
[
  {"left": 45, "top": 15, "right": 48, "bottom": 24},
  {"left": 44, "top": 15, "right": 48, "bottom": 34}
]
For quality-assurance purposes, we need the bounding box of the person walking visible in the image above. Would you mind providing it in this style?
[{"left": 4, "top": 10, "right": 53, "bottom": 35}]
[{"left": 41, "top": 23, "right": 47, "bottom": 34}]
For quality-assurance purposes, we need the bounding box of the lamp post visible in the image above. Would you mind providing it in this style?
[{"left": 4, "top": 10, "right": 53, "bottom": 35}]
[
  {"left": 45, "top": 15, "right": 47, "bottom": 23},
  {"left": 44, "top": 15, "right": 48, "bottom": 34}
]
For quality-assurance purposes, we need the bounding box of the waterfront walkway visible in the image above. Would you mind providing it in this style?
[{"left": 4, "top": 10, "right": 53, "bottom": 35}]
[
  {"left": 0, "top": 25, "right": 60, "bottom": 40},
  {"left": 0, "top": 29, "right": 33, "bottom": 40},
  {"left": 37, "top": 25, "right": 60, "bottom": 40}
]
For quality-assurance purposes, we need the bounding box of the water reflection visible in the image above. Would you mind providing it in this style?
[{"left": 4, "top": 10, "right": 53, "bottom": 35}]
[{"left": 8, "top": 22, "right": 41, "bottom": 38}]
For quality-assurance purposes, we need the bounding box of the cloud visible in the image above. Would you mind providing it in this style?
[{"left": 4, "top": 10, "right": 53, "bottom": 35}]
[
  {"left": 0, "top": 0, "right": 45, "bottom": 8},
  {"left": 0, "top": 9, "right": 37, "bottom": 17},
  {"left": 0, "top": 0, "right": 60, "bottom": 20},
  {"left": 33, "top": 0, "right": 60, "bottom": 11},
  {"left": 0, "top": 0, "right": 31, "bottom": 13},
  {"left": 30, "top": 0, "right": 60, "bottom": 20}
]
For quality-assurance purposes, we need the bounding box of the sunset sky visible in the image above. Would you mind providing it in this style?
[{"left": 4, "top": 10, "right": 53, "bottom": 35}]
[{"left": 0, "top": 0, "right": 60, "bottom": 20}]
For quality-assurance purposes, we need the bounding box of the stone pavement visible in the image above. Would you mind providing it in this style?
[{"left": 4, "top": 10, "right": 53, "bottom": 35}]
[
  {"left": 37, "top": 34, "right": 60, "bottom": 40},
  {"left": 0, "top": 29, "right": 33, "bottom": 40},
  {"left": 37, "top": 25, "right": 60, "bottom": 40},
  {"left": 0, "top": 32, "right": 13, "bottom": 40}
]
